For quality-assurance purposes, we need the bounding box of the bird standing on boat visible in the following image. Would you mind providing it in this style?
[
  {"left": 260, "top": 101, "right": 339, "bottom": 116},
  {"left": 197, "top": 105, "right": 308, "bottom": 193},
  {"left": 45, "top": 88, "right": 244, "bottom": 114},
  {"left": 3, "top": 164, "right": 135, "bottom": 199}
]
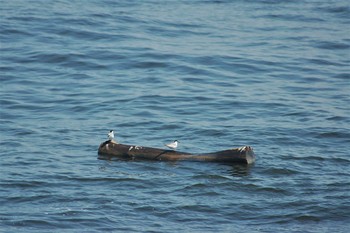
[
  {"left": 165, "top": 140, "right": 178, "bottom": 150},
  {"left": 108, "top": 130, "right": 115, "bottom": 142}
]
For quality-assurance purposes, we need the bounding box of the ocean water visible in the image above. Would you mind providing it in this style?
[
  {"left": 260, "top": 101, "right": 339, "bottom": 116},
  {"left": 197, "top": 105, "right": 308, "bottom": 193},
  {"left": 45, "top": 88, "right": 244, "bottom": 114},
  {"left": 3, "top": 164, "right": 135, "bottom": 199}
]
[{"left": 1, "top": 0, "right": 349, "bottom": 232}]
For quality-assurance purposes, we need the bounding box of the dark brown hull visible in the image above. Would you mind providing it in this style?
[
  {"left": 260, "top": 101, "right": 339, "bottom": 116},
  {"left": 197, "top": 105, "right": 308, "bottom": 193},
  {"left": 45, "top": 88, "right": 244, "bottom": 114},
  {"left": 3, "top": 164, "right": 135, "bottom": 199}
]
[{"left": 98, "top": 141, "right": 255, "bottom": 164}]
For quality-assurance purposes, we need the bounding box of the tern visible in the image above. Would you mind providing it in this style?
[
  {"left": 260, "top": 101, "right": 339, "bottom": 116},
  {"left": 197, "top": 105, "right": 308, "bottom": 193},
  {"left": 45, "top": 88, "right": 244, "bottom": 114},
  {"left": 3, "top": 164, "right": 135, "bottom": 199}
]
[
  {"left": 165, "top": 140, "right": 179, "bottom": 150},
  {"left": 108, "top": 130, "right": 114, "bottom": 141}
]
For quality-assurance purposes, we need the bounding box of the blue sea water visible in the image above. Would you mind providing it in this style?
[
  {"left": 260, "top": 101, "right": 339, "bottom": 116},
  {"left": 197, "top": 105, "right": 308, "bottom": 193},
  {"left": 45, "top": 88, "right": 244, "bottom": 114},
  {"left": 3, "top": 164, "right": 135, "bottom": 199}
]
[{"left": 1, "top": 0, "right": 349, "bottom": 232}]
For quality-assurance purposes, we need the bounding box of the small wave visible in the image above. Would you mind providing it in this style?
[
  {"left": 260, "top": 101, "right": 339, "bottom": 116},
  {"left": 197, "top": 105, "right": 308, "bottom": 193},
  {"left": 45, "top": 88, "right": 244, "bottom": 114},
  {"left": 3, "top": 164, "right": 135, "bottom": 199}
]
[
  {"left": 262, "top": 167, "right": 299, "bottom": 175},
  {"left": 67, "top": 176, "right": 140, "bottom": 183},
  {"left": 327, "top": 116, "right": 349, "bottom": 121},
  {"left": 333, "top": 73, "right": 350, "bottom": 80},
  {"left": 302, "top": 58, "right": 342, "bottom": 66},
  {"left": 1, "top": 180, "right": 49, "bottom": 188},
  {"left": 259, "top": 186, "right": 289, "bottom": 194},
  {"left": 314, "top": 41, "right": 350, "bottom": 50},
  {"left": 191, "top": 174, "right": 232, "bottom": 180},
  {"left": 0, "top": 28, "right": 34, "bottom": 37},
  {"left": 179, "top": 183, "right": 208, "bottom": 191},
  {"left": 178, "top": 204, "right": 214, "bottom": 213},
  {"left": 9, "top": 219, "right": 55, "bottom": 228},
  {"left": 5, "top": 194, "right": 51, "bottom": 203},
  {"left": 316, "top": 131, "right": 350, "bottom": 139},
  {"left": 131, "top": 61, "right": 169, "bottom": 69},
  {"left": 317, "top": 5, "right": 350, "bottom": 15},
  {"left": 294, "top": 215, "right": 321, "bottom": 222},
  {"left": 264, "top": 13, "right": 324, "bottom": 23}
]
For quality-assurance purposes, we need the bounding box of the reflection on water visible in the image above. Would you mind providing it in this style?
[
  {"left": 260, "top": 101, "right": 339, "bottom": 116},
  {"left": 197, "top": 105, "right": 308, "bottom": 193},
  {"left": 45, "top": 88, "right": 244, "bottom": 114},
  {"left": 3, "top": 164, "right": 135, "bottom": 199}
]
[{"left": 228, "top": 164, "right": 254, "bottom": 177}]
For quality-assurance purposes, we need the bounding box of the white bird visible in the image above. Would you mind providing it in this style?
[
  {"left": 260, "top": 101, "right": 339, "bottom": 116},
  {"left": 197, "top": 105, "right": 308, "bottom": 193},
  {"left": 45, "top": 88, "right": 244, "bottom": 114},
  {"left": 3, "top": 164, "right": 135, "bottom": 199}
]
[
  {"left": 165, "top": 140, "right": 179, "bottom": 150},
  {"left": 108, "top": 130, "right": 114, "bottom": 141}
]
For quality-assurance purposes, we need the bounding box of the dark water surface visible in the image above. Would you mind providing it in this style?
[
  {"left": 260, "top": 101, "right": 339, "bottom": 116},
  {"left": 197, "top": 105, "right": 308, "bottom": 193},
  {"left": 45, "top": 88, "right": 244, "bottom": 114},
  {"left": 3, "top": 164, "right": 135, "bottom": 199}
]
[{"left": 1, "top": 0, "right": 349, "bottom": 232}]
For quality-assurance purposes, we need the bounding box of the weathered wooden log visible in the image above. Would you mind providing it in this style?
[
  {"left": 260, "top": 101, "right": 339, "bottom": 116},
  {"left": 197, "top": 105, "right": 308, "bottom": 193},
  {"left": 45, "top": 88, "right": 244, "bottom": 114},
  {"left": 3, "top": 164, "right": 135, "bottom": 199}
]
[{"left": 98, "top": 141, "right": 256, "bottom": 164}]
